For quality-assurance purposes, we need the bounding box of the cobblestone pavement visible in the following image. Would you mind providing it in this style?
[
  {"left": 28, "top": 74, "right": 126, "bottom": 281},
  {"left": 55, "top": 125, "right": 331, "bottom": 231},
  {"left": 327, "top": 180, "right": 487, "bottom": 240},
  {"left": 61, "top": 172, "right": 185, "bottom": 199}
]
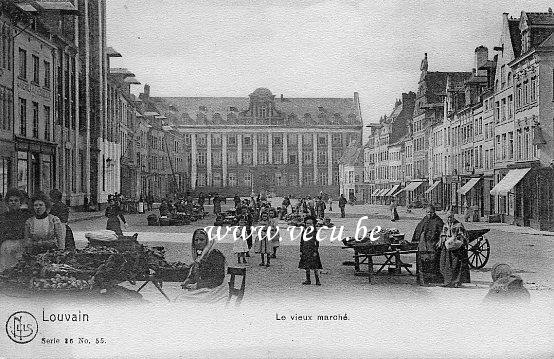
[{"left": 69, "top": 200, "right": 554, "bottom": 305}]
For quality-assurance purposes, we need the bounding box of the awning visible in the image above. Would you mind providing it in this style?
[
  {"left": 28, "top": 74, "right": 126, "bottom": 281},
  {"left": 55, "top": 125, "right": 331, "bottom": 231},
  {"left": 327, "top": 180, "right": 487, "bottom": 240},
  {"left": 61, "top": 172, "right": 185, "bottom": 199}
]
[
  {"left": 457, "top": 177, "right": 481, "bottom": 195},
  {"left": 35, "top": 1, "right": 80, "bottom": 15},
  {"left": 404, "top": 181, "right": 424, "bottom": 192},
  {"left": 376, "top": 189, "right": 388, "bottom": 197},
  {"left": 425, "top": 181, "right": 441, "bottom": 194},
  {"left": 490, "top": 168, "right": 531, "bottom": 196},
  {"left": 371, "top": 189, "right": 380, "bottom": 196},
  {"left": 385, "top": 185, "right": 400, "bottom": 196}
]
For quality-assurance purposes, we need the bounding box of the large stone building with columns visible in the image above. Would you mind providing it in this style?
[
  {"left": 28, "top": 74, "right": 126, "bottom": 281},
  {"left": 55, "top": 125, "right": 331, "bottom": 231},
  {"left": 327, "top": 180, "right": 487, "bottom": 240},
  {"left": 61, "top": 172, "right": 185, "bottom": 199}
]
[{"left": 149, "top": 88, "right": 363, "bottom": 197}]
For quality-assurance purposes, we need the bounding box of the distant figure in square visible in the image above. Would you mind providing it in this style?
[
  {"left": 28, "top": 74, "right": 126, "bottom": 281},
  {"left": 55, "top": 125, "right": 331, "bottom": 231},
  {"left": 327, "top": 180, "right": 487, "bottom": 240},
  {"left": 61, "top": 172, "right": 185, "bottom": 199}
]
[{"left": 298, "top": 216, "right": 322, "bottom": 285}]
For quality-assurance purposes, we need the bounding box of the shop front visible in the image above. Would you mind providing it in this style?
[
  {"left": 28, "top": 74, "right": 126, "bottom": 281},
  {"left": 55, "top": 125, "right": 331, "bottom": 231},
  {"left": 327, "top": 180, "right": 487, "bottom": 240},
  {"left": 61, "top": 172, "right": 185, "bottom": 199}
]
[
  {"left": 425, "top": 180, "right": 442, "bottom": 210},
  {"left": 457, "top": 177, "right": 482, "bottom": 218},
  {"left": 14, "top": 137, "right": 56, "bottom": 197}
]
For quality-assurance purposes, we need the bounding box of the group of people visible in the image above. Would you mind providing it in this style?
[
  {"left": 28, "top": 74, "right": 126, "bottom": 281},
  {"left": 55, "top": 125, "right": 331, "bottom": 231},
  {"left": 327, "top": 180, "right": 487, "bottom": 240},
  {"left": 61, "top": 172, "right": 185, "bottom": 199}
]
[
  {"left": 412, "top": 205, "right": 470, "bottom": 288},
  {"left": 0, "top": 188, "right": 75, "bottom": 272}
]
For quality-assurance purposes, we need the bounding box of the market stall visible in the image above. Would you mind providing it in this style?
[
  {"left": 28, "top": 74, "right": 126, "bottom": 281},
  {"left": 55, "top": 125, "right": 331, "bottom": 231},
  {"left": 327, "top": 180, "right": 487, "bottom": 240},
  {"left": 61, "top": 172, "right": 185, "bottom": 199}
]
[
  {"left": 342, "top": 229, "right": 422, "bottom": 284},
  {"left": 0, "top": 233, "right": 190, "bottom": 302}
]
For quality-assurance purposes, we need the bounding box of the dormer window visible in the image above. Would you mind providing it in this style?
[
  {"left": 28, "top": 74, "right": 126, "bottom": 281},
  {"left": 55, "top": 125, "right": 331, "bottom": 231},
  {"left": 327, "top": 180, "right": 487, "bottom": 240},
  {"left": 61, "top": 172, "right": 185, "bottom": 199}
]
[{"left": 261, "top": 106, "right": 267, "bottom": 118}]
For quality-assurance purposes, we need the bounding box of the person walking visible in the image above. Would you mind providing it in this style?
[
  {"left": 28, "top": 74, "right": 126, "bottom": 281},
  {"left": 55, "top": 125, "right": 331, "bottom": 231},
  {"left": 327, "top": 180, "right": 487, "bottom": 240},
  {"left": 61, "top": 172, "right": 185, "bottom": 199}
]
[
  {"left": 299, "top": 216, "right": 322, "bottom": 285},
  {"left": 389, "top": 198, "right": 399, "bottom": 222},
  {"left": 212, "top": 194, "right": 222, "bottom": 215},
  {"left": 412, "top": 205, "right": 444, "bottom": 285},
  {"left": 105, "top": 198, "right": 127, "bottom": 236},
  {"left": 338, "top": 194, "right": 347, "bottom": 218}
]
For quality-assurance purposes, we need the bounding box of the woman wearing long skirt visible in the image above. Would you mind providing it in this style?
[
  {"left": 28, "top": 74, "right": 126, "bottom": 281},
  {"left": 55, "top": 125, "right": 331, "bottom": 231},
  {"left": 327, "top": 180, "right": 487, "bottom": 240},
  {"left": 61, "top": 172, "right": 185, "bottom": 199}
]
[
  {"left": 105, "top": 198, "right": 127, "bottom": 236},
  {"left": 298, "top": 216, "right": 322, "bottom": 285},
  {"left": 439, "top": 211, "right": 470, "bottom": 287}
]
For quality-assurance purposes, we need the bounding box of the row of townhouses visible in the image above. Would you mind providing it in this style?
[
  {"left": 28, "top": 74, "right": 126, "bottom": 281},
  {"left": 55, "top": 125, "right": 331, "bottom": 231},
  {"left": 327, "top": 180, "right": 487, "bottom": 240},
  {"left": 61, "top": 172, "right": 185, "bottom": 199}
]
[
  {"left": 346, "top": 10, "right": 554, "bottom": 231},
  {"left": 1, "top": 1, "right": 364, "bottom": 207}
]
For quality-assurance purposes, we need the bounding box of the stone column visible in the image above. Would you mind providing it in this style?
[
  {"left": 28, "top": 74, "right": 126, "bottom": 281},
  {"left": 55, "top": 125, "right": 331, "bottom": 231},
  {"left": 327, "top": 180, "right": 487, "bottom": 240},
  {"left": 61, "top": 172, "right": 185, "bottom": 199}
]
[
  {"left": 237, "top": 133, "right": 243, "bottom": 165},
  {"left": 298, "top": 134, "right": 303, "bottom": 186},
  {"left": 222, "top": 133, "right": 228, "bottom": 187},
  {"left": 206, "top": 133, "right": 212, "bottom": 186},
  {"left": 313, "top": 132, "right": 318, "bottom": 184},
  {"left": 268, "top": 132, "right": 273, "bottom": 164},
  {"left": 283, "top": 133, "right": 288, "bottom": 164},
  {"left": 253, "top": 133, "right": 258, "bottom": 165},
  {"left": 327, "top": 132, "right": 332, "bottom": 185},
  {"left": 191, "top": 134, "right": 197, "bottom": 189}
]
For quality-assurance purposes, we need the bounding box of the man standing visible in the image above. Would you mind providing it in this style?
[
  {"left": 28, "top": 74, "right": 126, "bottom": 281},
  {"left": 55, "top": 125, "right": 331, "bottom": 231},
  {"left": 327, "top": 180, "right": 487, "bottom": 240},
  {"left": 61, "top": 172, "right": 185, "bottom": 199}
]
[
  {"left": 234, "top": 194, "right": 241, "bottom": 209},
  {"left": 412, "top": 205, "right": 444, "bottom": 285},
  {"left": 338, "top": 194, "right": 347, "bottom": 218}
]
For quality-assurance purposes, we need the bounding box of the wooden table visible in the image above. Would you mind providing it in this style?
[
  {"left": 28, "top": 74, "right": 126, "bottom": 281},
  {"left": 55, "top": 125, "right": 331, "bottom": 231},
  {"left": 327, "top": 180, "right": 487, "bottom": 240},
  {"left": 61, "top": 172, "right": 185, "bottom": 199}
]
[{"left": 342, "top": 244, "right": 423, "bottom": 284}]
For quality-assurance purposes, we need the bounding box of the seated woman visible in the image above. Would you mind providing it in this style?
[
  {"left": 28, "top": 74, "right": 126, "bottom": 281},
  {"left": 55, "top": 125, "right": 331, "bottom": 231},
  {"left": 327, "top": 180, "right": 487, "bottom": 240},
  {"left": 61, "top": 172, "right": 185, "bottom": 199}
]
[
  {"left": 23, "top": 192, "right": 66, "bottom": 255},
  {"left": 175, "top": 229, "right": 227, "bottom": 303},
  {"left": 0, "top": 189, "right": 34, "bottom": 271}
]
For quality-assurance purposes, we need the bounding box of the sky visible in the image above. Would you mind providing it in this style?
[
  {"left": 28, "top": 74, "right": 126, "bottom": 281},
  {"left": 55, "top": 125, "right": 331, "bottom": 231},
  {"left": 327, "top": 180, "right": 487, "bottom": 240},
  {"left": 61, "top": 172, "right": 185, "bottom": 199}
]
[{"left": 106, "top": 0, "right": 553, "bottom": 139}]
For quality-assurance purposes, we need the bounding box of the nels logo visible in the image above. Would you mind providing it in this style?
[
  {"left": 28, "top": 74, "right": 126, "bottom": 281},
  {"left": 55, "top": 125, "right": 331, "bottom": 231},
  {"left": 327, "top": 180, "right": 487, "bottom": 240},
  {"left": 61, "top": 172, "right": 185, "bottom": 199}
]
[{"left": 5, "top": 311, "right": 38, "bottom": 344}]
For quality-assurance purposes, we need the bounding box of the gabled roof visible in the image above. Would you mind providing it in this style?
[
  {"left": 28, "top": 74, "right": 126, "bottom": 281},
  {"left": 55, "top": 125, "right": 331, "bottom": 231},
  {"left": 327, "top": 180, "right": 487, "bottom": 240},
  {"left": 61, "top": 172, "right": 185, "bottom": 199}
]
[{"left": 508, "top": 18, "right": 523, "bottom": 58}]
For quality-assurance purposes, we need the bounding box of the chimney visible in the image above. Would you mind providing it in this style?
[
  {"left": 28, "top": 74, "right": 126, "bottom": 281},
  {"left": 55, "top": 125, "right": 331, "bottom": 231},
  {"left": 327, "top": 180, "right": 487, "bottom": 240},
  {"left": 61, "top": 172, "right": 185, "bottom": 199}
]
[
  {"left": 280, "top": 94, "right": 284, "bottom": 101},
  {"left": 474, "top": 46, "right": 488, "bottom": 77},
  {"left": 143, "top": 84, "right": 150, "bottom": 98},
  {"left": 353, "top": 92, "right": 362, "bottom": 122}
]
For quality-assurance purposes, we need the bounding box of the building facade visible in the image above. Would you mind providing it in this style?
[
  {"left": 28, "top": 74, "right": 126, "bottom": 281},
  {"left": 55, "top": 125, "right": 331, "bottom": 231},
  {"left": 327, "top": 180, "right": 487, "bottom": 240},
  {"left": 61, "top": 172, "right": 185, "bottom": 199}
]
[{"left": 148, "top": 88, "right": 363, "bottom": 198}]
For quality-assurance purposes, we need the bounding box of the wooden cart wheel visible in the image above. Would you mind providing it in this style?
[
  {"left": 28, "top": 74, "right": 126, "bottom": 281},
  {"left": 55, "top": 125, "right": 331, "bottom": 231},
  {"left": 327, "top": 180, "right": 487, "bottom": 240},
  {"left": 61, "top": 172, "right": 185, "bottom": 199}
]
[{"left": 468, "top": 236, "right": 490, "bottom": 269}]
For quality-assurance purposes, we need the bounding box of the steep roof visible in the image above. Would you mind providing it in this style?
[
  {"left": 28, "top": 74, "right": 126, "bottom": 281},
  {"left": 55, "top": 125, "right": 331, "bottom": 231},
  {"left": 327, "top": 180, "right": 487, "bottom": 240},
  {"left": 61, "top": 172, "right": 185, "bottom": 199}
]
[
  {"left": 151, "top": 95, "right": 361, "bottom": 127},
  {"left": 525, "top": 11, "right": 554, "bottom": 26},
  {"left": 508, "top": 18, "right": 522, "bottom": 58}
]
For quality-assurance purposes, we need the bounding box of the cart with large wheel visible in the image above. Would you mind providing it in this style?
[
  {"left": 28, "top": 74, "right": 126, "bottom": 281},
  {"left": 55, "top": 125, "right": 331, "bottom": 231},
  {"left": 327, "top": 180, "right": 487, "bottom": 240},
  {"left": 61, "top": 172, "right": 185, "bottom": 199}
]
[{"left": 465, "top": 228, "right": 491, "bottom": 269}]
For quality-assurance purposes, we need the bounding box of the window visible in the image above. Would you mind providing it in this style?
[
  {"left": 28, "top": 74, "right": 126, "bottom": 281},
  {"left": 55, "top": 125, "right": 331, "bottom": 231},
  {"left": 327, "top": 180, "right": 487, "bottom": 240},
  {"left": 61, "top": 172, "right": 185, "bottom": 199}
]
[
  {"left": 211, "top": 134, "right": 222, "bottom": 146},
  {"left": 212, "top": 172, "right": 221, "bottom": 187},
  {"left": 43, "top": 61, "right": 50, "bottom": 88},
  {"left": 242, "top": 151, "right": 252, "bottom": 164},
  {"left": 317, "top": 150, "right": 327, "bottom": 164},
  {"left": 332, "top": 133, "right": 342, "bottom": 146},
  {"left": 197, "top": 134, "right": 207, "bottom": 146},
  {"left": 32, "top": 55, "right": 39, "bottom": 84},
  {"left": 501, "top": 133, "right": 507, "bottom": 159},
  {"left": 302, "top": 151, "right": 313, "bottom": 164},
  {"left": 257, "top": 151, "right": 268, "bottom": 165},
  {"left": 508, "top": 132, "right": 514, "bottom": 159},
  {"left": 1, "top": 85, "right": 13, "bottom": 131},
  {"left": 287, "top": 133, "right": 297, "bottom": 146},
  {"left": 227, "top": 151, "right": 237, "bottom": 165},
  {"left": 495, "top": 135, "right": 500, "bottom": 160},
  {"left": 302, "top": 133, "right": 313, "bottom": 146},
  {"left": 211, "top": 151, "right": 222, "bottom": 166},
  {"left": 18, "top": 48, "right": 27, "bottom": 79},
  {"left": 273, "top": 150, "right": 282, "bottom": 164},
  {"left": 273, "top": 134, "right": 282, "bottom": 146},
  {"left": 243, "top": 172, "right": 252, "bottom": 187},
  {"left": 318, "top": 135, "right": 327, "bottom": 145},
  {"left": 197, "top": 151, "right": 207, "bottom": 165},
  {"left": 258, "top": 134, "right": 267, "bottom": 145},
  {"left": 289, "top": 153, "right": 297, "bottom": 165},
  {"left": 32, "top": 102, "right": 38, "bottom": 138},
  {"left": 501, "top": 65, "right": 506, "bottom": 89},
  {"left": 243, "top": 135, "right": 251, "bottom": 146},
  {"left": 501, "top": 98, "right": 506, "bottom": 121},
  {"left": 196, "top": 173, "right": 206, "bottom": 187},
  {"left": 19, "top": 98, "right": 27, "bottom": 136},
  {"left": 288, "top": 173, "right": 298, "bottom": 187},
  {"left": 1, "top": 26, "right": 13, "bottom": 70},
  {"left": 302, "top": 171, "right": 312, "bottom": 185},
  {"left": 228, "top": 173, "right": 237, "bottom": 187},
  {"left": 275, "top": 172, "right": 284, "bottom": 186},
  {"left": 318, "top": 172, "right": 328, "bottom": 186},
  {"left": 530, "top": 76, "right": 537, "bottom": 102},
  {"left": 228, "top": 134, "right": 236, "bottom": 146}
]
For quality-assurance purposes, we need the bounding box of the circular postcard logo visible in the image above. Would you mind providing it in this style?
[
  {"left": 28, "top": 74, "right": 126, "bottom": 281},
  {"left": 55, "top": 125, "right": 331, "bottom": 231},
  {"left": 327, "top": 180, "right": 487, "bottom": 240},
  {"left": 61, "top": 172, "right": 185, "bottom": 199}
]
[{"left": 6, "top": 311, "right": 38, "bottom": 344}]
